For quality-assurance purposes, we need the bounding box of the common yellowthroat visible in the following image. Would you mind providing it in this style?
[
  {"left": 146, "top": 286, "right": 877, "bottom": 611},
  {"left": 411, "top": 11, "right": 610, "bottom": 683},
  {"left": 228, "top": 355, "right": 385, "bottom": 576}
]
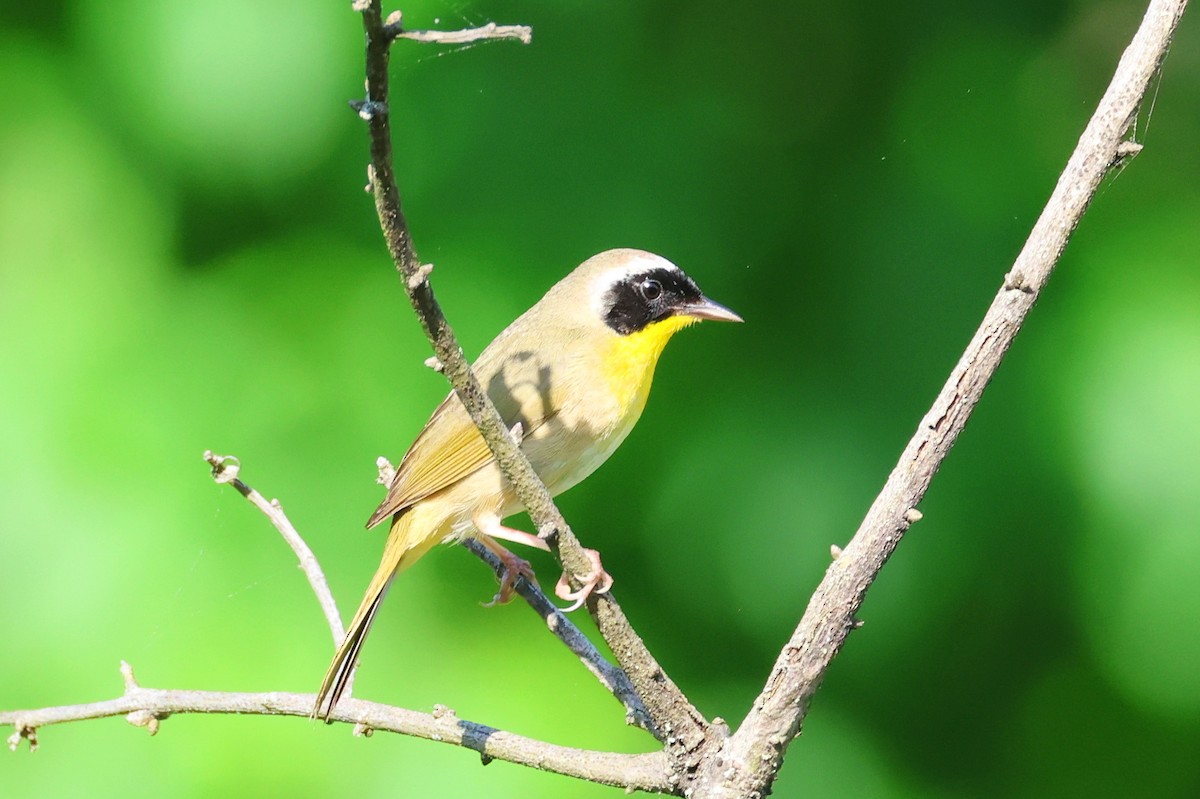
[{"left": 314, "top": 248, "right": 741, "bottom": 720}]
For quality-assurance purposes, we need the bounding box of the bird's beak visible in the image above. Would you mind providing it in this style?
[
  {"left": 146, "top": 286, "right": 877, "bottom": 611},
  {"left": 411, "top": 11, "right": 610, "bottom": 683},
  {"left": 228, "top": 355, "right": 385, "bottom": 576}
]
[{"left": 676, "top": 296, "right": 744, "bottom": 324}]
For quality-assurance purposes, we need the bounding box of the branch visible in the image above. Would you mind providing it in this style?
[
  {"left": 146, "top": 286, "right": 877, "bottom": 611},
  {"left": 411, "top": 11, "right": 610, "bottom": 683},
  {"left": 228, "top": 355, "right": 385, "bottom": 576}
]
[
  {"left": 382, "top": 11, "right": 532, "bottom": 45},
  {"left": 356, "top": 0, "right": 709, "bottom": 753},
  {"left": 690, "top": 1, "right": 1190, "bottom": 796},
  {"left": 203, "top": 450, "right": 345, "bottom": 644},
  {"left": 461, "top": 538, "right": 657, "bottom": 736},
  {"left": 0, "top": 663, "right": 671, "bottom": 792}
]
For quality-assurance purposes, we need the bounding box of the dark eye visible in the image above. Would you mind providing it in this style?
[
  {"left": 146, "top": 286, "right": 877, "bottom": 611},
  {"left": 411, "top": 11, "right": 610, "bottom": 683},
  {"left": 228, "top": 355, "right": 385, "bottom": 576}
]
[{"left": 639, "top": 278, "right": 663, "bottom": 301}]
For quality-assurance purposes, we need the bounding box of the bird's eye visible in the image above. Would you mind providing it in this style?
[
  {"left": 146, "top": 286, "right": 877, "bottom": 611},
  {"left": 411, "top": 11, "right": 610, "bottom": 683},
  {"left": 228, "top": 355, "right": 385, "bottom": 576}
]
[{"left": 639, "top": 278, "right": 663, "bottom": 301}]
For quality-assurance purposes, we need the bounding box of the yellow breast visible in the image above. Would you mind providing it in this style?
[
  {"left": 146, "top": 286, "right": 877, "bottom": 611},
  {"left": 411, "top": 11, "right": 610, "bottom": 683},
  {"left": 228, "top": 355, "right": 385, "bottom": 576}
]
[{"left": 516, "top": 315, "right": 698, "bottom": 500}]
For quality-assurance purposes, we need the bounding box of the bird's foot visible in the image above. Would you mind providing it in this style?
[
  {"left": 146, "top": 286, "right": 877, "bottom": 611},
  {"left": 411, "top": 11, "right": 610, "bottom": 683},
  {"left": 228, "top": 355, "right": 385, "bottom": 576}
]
[
  {"left": 554, "top": 547, "right": 613, "bottom": 612},
  {"left": 482, "top": 548, "right": 538, "bottom": 607}
]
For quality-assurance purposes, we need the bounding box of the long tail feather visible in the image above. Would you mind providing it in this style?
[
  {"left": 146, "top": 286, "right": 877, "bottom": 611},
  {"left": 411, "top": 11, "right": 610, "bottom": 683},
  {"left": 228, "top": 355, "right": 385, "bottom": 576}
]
[
  {"left": 312, "top": 577, "right": 391, "bottom": 722},
  {"left": 312, "top": 512, "right": 437, "bottom": 722}
]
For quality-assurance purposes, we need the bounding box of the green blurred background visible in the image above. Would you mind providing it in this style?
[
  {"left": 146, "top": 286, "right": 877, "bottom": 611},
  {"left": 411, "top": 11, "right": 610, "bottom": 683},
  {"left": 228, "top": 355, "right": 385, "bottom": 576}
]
[{"left": 3, "top": 0, "right": 1199, "bottom": 796}]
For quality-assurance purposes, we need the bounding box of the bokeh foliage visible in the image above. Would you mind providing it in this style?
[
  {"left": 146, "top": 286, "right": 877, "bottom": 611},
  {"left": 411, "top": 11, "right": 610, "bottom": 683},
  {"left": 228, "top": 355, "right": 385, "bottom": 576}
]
[{"left": 2, "top": 1, "right": 1199, "bottom": 796}]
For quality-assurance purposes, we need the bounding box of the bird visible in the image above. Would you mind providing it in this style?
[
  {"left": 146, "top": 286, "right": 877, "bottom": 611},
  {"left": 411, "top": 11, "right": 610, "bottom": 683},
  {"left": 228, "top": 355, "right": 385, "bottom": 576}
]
[{"left": 313, "top": 248, "right": 742, "bottom": 721}]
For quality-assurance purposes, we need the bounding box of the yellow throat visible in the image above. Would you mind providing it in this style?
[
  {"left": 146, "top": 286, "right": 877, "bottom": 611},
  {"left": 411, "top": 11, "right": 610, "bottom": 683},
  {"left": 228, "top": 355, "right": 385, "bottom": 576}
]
[{"left": 602, "top": 315, "right": 698, "bottom": 417}]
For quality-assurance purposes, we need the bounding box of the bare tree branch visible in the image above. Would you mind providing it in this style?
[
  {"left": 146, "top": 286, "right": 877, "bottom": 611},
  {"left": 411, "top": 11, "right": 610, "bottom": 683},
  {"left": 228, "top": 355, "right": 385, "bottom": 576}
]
[
  {"left": 385, "top": 12, "right": 532, "bottom": 45},
  {"left": 0, "top": 662, "right": 671, "bottom": 792},
  {"left": 461, "top": 538, "right": 658, "bottom": 736},
  {"left": 355, "top": 0, "right": 709, "bottom": 751},
  {"left": 203, "top": 450, "right": 346, "bottom": 645},
  {"left": 689, "top": 1, "right": 1190, "bottom": 796}
]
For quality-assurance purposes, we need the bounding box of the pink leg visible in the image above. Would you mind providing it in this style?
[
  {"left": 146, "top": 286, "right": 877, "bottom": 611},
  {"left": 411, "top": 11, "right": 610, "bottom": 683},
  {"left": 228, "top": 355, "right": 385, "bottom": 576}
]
[
  {"left": 474, "top": 534, "right": 539, "bottom": 607},
  {"left": 474, "top": 513, "right": 544, "bottom": 607},
  {"left": 474, "top": 514, "right": 551, "bottom": 552},
  {"left": 474, "top": 513, "right": 613, "bottom": 613}
]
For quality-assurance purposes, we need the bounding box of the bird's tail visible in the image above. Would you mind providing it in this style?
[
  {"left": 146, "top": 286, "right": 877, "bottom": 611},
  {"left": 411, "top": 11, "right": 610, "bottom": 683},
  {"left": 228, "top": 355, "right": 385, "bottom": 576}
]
[{"left": 312, "top": 510, "right": 438, "bottom": 722}]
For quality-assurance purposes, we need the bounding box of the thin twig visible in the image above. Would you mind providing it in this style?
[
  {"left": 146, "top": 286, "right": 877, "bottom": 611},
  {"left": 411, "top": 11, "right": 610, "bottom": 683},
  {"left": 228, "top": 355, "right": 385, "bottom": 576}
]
[
  {"left": 356, "top": 0, "right": 709, "bottom": 752},
  {"left": 688, "top": 1, "right": 1190, "bottom": 796},
  {"left": 460, "top": 539, "right": 657, "bottom": 736},
  {"left": 393, "top": 23, "right": 532, "bottom": 45},
  {"left": 204, "top": 451, "right": 345, "bottom": 644},
  {"left": 0, "top": 663, "right": 671, "bottom": 792},
  {"left": 375, "top": 8, "right": 530, "bottom": 45}
]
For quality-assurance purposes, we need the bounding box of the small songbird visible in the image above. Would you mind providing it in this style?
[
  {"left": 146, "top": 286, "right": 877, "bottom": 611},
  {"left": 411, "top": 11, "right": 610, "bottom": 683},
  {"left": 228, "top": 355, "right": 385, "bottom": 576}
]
[{"left": 314, "top": 248, "right": 741, "bottom": 720}]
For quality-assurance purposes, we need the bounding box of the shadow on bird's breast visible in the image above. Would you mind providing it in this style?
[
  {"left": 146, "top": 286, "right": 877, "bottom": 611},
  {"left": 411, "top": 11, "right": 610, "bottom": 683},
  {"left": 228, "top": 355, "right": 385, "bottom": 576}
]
[{"left": 486, "top": 351, "right": 607, "bottom": 486}]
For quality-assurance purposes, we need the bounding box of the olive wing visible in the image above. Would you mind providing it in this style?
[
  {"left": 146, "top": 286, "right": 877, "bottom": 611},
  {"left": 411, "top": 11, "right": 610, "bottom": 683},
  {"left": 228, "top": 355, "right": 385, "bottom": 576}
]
[{"left": 365, "top": 387, "right": 554, "bottom": 529}]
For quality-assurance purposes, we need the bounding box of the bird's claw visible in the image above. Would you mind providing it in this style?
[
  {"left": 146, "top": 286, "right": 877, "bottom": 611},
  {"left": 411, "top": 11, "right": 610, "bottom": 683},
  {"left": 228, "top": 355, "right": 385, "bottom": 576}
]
[
  {"left": 482, "top": 551, "right": 538, "bottom": 607},
  {"left": 554, "top": 547, "right": 613, "bottom": 612}
]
